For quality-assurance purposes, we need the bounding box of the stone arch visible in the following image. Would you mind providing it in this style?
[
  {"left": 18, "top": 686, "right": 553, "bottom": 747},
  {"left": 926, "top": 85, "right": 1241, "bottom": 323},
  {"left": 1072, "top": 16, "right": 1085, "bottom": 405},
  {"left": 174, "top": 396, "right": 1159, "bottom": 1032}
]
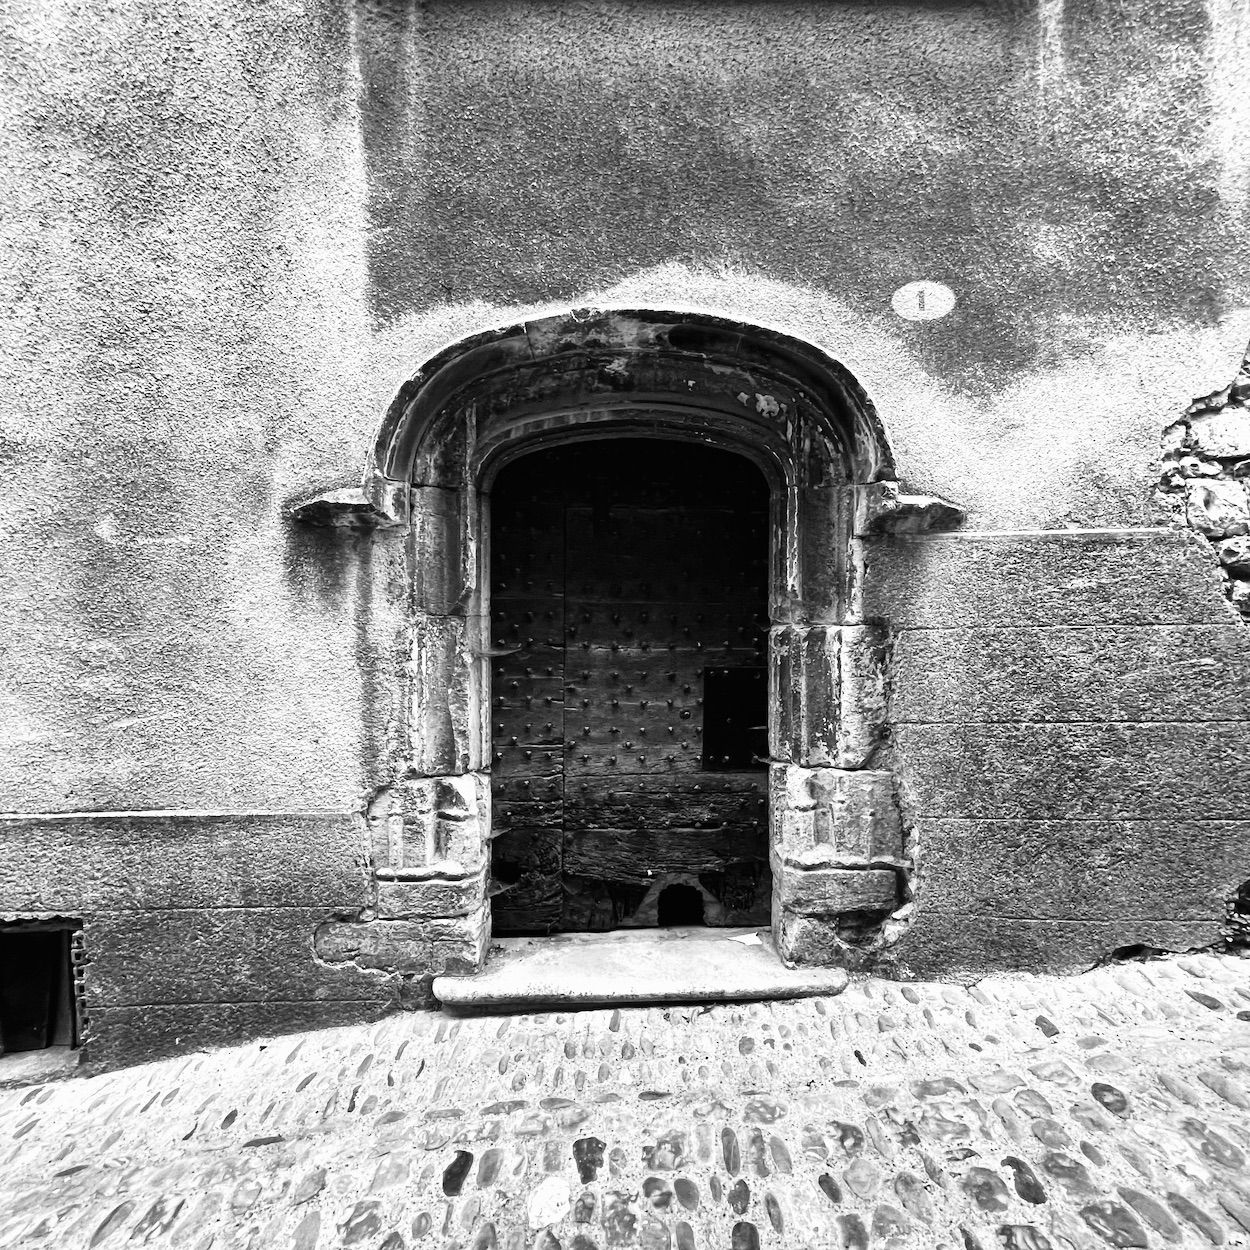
[
  {"left": 299, "top": 307, "right": 963, "bottom": 986},
  {"left": 373, "top": 306, "right": 894, "bottom": 491}
]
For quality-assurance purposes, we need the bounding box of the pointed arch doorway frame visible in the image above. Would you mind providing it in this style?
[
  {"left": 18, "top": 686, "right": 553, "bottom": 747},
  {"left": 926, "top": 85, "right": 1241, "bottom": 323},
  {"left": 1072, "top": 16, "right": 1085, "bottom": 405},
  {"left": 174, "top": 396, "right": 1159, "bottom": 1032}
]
[{"left": 299, "top": 307, "right": 962, "bottom": 986}]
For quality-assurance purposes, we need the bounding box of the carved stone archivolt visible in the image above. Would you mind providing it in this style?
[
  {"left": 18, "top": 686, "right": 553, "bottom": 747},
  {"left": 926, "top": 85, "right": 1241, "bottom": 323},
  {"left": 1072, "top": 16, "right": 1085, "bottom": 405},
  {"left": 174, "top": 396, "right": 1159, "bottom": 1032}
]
[{"left": 297, "top": 307, "right": 964, "bottom": 981}]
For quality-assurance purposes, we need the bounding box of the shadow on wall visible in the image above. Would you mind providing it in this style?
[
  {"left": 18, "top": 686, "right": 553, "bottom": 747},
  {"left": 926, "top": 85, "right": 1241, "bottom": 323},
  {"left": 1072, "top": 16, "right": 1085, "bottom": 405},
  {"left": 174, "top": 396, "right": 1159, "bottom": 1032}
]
[
  {"left": 345, "top": 0, "right": 1238, "bottom": 394},
  {"left": 282, "top": 518, "right": 363, "bottom": 611}
]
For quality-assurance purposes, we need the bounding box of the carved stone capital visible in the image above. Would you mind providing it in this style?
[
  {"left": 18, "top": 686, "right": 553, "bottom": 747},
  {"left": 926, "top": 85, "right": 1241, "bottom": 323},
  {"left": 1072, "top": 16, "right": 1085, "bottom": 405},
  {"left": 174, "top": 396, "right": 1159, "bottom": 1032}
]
[
  {"left": 290, "top": 474, "right": 409, "bottom": 530},
  {"left": 853, "top": 480, "right": 964, "bottom": 537}
]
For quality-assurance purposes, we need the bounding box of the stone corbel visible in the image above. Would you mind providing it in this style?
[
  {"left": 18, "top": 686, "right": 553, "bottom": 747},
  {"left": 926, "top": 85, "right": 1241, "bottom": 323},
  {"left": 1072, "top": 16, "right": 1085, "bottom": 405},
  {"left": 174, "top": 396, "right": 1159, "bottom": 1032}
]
[
  {"left": 853, "top": 480, "right": 964, "bottom": 537},
  {"left": 290, "top": 470, "right": 409, "bottom": 530}
]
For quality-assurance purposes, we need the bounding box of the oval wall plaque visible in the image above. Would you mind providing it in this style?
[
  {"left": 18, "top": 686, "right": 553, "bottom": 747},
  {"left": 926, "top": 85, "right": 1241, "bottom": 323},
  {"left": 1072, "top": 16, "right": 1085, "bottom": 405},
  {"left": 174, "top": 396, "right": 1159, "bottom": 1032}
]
[{"left": 891, "top": 281, "right": 956, "bottom": 321}]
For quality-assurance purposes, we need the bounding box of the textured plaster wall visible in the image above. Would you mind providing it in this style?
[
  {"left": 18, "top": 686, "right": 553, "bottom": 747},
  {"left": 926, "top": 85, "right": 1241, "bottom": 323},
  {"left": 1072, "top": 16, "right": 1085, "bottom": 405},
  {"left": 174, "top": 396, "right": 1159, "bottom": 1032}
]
[{"left": 1, "top": 0, "right": 1249, "bottom": 1059}]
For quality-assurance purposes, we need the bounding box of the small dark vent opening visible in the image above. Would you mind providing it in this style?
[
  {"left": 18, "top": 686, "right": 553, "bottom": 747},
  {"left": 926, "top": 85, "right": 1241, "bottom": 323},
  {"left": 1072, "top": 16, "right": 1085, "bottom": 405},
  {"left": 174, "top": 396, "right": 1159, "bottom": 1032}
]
[
  {"left": 657, "top": 883, "right": 706, "bottom": 927},
  {"left": 0, "top": 924, "right": 78, "bottom": 1055},
  {"left": 702, "top": 667, "right": 767, "bottom": 771},
  {"left": 1104, "top": 943, "right": 1166, "bottom": 963}
]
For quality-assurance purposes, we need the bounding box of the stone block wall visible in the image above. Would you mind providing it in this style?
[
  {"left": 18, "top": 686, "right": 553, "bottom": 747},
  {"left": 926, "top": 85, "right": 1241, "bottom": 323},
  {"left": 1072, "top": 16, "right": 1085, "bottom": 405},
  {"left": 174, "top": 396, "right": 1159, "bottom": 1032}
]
[
  {"left": 0, "top": 813, "right": 394, "bottom": 1067},
  {"left": 871, "top": 528, "right": 1250, "bottom": 977}
]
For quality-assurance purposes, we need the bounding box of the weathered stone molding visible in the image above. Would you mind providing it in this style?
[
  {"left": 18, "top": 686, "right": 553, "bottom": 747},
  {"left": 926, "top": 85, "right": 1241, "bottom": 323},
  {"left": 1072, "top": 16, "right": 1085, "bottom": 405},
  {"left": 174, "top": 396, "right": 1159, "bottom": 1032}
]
[
  {"left": 374, "top": 874, "right": 486, "bottom": 920},
  {"left": 768, "top": 626, "right": 892, "bottom": 769},
  {"left": 290, "top": 482, "right": 408, "bottom": 530},
  {"left": 364, "top": 773, "right": 489, "bottom": 878},
  {"left": 767, "top": 620, "right": 912, "bottom": 966},
  {"left": 408, "top": 616, "right": 487, "bottom": 775},
  {"left": 853, "top": 480, "right": 965, "bottom": 537},
  {"left": 368, "top": 306, "right": 898, "bottom": 486},
  {"left": 770, "top": 766, "right": 903, "bottom": 869}
]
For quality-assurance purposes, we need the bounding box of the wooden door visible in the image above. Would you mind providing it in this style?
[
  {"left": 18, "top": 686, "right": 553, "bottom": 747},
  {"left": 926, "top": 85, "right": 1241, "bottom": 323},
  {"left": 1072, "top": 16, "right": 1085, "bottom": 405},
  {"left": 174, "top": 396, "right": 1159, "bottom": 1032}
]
[{"left": 490, "top": 441, "right": 770, "bottom": 933}]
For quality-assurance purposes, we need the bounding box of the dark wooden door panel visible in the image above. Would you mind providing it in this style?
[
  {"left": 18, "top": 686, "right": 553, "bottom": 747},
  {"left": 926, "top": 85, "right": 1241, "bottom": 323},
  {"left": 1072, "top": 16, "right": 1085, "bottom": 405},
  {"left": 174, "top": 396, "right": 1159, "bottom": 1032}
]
[
  {"left": 490, "top": 441, "right": 769, "bottom": 934},
  {"left": 565, "top": 774, "right": 766, "bottom": 826}
]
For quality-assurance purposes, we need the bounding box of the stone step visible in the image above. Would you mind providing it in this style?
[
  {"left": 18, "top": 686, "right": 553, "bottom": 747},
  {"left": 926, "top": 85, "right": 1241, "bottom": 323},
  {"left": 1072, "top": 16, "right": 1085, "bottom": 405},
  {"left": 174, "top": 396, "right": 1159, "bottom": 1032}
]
[{"left": 432, "top": 925, "right": 849, "bottom": 1010}]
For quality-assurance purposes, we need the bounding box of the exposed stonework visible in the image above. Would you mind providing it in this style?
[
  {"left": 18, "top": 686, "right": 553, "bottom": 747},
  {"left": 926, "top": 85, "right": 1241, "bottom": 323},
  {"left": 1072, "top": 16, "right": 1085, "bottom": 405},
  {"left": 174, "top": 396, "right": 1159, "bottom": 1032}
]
[
  {"left": 1222, "top": 880, "right": 1250, "bottom": 948},
  {"left": 1161, "top": 344, "right": 1250, "bottom": 621}
]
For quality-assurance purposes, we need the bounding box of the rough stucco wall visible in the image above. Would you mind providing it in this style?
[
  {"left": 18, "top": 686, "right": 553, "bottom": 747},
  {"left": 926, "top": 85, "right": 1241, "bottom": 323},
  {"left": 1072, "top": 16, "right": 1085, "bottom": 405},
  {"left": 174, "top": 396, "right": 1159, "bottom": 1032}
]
[
  {"left": 0, "top": 1, "right": 404, "bottom": 1060},
  {"left": 0, "top": 1, "right": 398, "bottom": 812},
  {"left": 383, "top": 0, "right": 1243, "bottom": 347},
  {"left": 1, "top": 0, "right": 1249, "bottom": 1058},
  {"left": 355, "top": 0, "right": 1250, "bottom": 526}
]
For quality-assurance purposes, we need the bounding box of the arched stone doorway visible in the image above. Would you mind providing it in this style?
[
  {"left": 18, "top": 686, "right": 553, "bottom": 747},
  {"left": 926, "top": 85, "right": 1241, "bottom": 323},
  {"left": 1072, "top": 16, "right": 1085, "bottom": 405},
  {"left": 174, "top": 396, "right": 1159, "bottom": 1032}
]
[{"left": 298, "top": 308, "right": 963, "bottom": 987}]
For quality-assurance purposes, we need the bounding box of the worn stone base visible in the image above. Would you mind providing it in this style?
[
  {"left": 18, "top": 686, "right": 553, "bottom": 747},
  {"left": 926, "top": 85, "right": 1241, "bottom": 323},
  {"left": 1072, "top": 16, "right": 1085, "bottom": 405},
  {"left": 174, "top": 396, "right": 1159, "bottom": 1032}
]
[
  {"left": 374, "top": 872, "right": 486, "bottom": 919},
  {"left": 433, "top": 926, "right": 849, "bottom": 1010},
  {"left": 314, "top": 903, "right": 489, "bottom": 979},
  {"left": 774, "top": 908, "right": 857, "bottom": 968},
  {"left": 773, "top": 862, "right": 900, "bottom": 915}
]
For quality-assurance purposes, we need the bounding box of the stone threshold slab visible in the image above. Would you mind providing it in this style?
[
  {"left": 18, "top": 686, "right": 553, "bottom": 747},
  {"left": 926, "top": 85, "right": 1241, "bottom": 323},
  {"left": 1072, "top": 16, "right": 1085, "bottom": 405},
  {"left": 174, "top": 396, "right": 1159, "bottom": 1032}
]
[
  {"left": 433, "top": 926, "right": 849, "bottom": 1011},
  {"left": 0, "top": 1045, "right": 77, "bottom": 1089}
]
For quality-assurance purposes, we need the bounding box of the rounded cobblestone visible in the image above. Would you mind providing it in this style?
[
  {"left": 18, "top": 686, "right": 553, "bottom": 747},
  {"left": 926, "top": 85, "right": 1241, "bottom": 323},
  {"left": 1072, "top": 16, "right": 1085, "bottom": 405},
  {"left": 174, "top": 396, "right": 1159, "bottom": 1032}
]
[{"left": 0, "top": 953, "right": 1248, "bottom": 1247}]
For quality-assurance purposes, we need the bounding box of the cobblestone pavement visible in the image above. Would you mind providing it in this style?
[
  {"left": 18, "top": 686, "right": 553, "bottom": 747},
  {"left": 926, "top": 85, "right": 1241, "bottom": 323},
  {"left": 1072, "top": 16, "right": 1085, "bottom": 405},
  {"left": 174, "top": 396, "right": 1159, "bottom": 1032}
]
[{"left": 2, "top": 953, "right": 1250, "bottom": 1250}]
